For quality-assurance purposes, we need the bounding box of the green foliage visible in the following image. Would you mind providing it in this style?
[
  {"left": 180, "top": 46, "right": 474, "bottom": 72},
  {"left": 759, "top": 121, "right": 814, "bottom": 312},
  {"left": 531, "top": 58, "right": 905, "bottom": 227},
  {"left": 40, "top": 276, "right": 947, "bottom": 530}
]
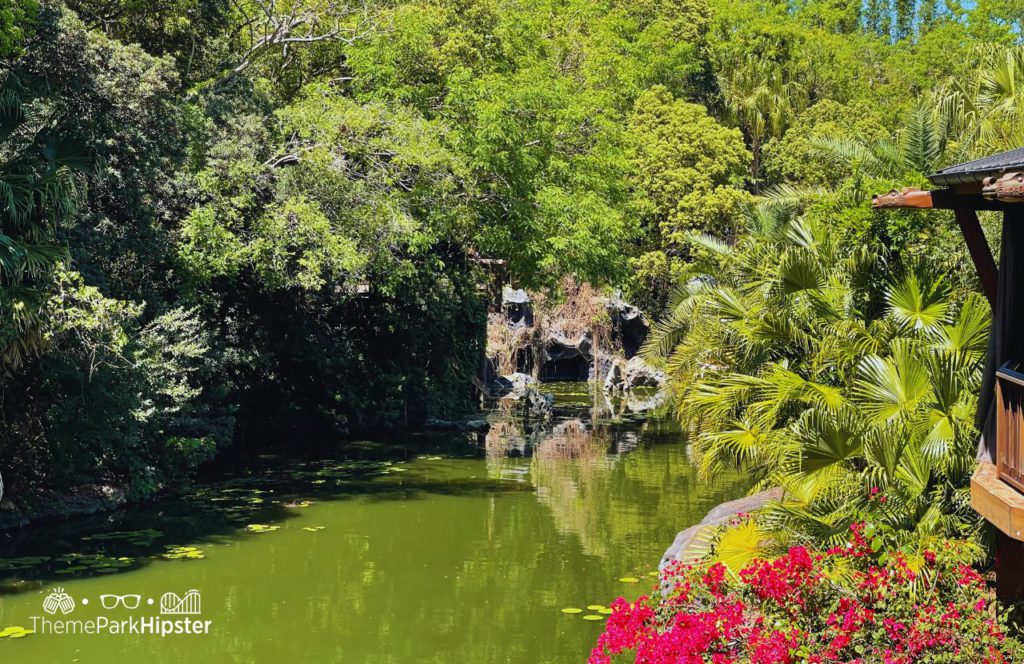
[
  {"left": 762, "top": 100, "right": 886, "bottom": 187},
  {"left": 627, "top": 86, "right": 751, "bottom": 250},
  {"left": 0, "top": 0, "right": 38, "bottom": 57},
  {"left": 0, "top": 0, "right": 1019, "bottom": 517},
  {"left": 646, "top": 205, "right": 989, "bottom": 547},
  {"left": 623, "top": 250, "right": 688, "bottom": 317},
  {"left": 347, "top": 0, "right": 718, "bottom": 288}
]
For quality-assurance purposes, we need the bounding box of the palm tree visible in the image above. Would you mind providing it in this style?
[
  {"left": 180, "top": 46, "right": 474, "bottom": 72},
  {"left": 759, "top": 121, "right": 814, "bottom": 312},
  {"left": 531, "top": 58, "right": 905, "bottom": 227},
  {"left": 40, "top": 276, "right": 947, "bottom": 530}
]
[
  {"left": 937, "top": 45, "right": 1024, "bottom": 160},
  {"left": 720, "top": 55, "right": 808, "bottom": 192},
  {"left": 808, "top": 99, "right": 950, "bottom": 184}
]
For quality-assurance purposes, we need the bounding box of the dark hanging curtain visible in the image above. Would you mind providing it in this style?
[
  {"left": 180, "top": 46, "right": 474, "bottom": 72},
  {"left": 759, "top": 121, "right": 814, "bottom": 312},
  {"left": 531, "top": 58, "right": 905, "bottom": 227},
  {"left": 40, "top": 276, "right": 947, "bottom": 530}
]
[{"left": 977, "top": 213, "right": 1024, "bottom": 463}]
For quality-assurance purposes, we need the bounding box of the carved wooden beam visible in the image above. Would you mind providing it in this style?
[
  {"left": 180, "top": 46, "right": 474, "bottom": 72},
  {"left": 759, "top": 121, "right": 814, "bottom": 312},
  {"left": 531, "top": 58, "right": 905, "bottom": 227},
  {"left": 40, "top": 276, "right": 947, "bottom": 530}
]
[
  {"left": 983, "top": 172, "right": 1024, "bottom": 203},
  {"left": 871, "top": 187, "right": 934, "bottom": 209},
  {"left": 873, "top": 188, "right": 1015, "bottom": 211}
]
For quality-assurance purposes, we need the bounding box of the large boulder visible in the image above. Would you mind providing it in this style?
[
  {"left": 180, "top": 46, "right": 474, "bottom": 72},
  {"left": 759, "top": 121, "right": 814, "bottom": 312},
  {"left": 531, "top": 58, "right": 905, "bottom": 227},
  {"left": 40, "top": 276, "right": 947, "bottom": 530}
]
[
  {"left": 624, "top": 356, "right": 665, "bottom": 389},
  {"left": 607, "top": 296, "right": 649, "bottom": 358},
  {"left": 539, "top": 331, "right": 593, "bottom": 381},
  {"left": 479, "top": 371, "right": 538, "bottom": 399},
  {"left": 504, "top": 372, "right": 536, "bottom": 399},
  {"left": 501, "top": 286, "right": 533, "bottom": 328},
  {"left": 659, "top": 488, "right": 784, "bottom": 573},
  {"left": 603, "top": 357, "right": 628, "bottom": 392}
]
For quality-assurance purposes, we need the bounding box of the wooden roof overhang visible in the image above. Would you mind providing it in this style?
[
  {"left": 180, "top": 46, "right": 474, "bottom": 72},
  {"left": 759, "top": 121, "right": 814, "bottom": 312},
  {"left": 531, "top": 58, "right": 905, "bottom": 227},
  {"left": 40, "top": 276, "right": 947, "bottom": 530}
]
[
  {"left": 870, "top": 169, "right": 1024, "bottom": 308},
  {"left": 874, "top": 150, "right": 1024, "bottom": 583}
]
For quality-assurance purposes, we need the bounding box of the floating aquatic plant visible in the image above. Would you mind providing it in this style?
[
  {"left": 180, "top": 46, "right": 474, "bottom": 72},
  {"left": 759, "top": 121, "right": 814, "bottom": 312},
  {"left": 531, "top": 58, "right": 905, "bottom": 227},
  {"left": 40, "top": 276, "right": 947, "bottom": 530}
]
[
  {"left": 587, "top": 605, "right": 606, "bottom": 611},
  {"left": 54, "top": 553, "right": 133, "bottom": 574},
  {"left": 245, "top": 524, "right": 280, "bottom": 533},
  {"left": 560, "top": 608, "right": 583, "bottom": 614},
  {"left": 0, "top": 556, "right": 51, "bottom": 572},
  {"left": 0, "top": 626, "right": 33, "bottom": 638},
  {"left": 285, "top": 500, "right": 312, "bottom": 508},
  {"left": 162, "top": 545, "right": 205, "bottom": 560},
  {"left": 302, "top": 526, "right": 326, "bottom": 532},
  {"left": 617, "top": 577, "right": 640, "bottom": 583},
  {"left": 582, "top": 615, "right": 605, "bottom": 621},
  {"left": 80, "top": 529, "right": 163, "bottom": 546}
]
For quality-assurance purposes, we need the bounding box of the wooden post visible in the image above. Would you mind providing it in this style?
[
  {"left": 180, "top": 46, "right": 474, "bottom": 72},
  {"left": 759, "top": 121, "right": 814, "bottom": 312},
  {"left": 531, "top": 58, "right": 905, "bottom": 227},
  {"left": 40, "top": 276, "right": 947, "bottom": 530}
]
[
  {"left": 952, "top": 205, "right": 998, "bottom": 309},
  {"left": 996, "top": 529, "right": 1024, "bottom": 604}
]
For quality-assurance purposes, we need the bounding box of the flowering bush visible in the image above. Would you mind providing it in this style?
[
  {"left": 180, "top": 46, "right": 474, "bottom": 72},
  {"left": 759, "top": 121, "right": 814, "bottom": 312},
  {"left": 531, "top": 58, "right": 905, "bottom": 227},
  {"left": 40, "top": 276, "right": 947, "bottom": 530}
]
[{"left": 590, "top": 524, "right": 1023, "bottom": 664}]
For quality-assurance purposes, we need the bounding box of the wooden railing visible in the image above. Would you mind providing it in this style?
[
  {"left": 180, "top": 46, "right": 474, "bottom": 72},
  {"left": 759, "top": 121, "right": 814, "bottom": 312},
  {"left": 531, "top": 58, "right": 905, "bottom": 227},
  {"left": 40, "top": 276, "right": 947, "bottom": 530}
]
[{"left": 997, "top": 362, "right": 1024, "bottom": 493}]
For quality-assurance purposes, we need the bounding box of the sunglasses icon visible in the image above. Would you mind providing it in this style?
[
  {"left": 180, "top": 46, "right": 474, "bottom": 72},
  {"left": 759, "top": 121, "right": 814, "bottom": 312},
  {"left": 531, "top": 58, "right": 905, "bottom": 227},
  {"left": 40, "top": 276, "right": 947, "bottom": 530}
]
[{"left": 100, "top": 594, "right": 142, "bottom": 610}]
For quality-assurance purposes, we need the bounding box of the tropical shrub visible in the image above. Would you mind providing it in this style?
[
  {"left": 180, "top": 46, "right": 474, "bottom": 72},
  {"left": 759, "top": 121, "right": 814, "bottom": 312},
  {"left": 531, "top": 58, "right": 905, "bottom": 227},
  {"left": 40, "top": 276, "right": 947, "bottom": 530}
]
[
  {"left": 0, "top": 276, "right": 232, "bottom": 498},
  {"left": 645, "top": 205, "right": 989, "bottom": 547},
  {"left": 589, "top": 523, "right": 1023, "bottom": 664}
]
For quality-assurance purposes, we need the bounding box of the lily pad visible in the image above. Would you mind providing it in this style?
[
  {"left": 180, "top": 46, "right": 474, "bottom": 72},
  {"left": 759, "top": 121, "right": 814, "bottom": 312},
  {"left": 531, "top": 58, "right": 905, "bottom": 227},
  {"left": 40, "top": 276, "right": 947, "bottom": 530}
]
[
  {"left": 163, "top": 545, "right": 205, "bottom": 560},
  {"left": 582, "top": 615, "right": 605, "bottom": 621},
  {"left": 617, "top": 577, "right": 640, "bottom": 583},
  {"left": 560, "top": 608, "right": 583, "bottom": 614},
  {"left": 599, "top": 608, "right": 614, "bottom": 615},
  {"left": 51, "top": 553, "right": 133, "bottom": 576},
  {"left": 0, "top": 556, "right": 51, "bottom": 572},
  {"left": 245, "top": 524, "right": 280, "bottom": 534},
  {"left": 586, "top": 604, "right": 606, "bottom": 611},
  {"left": 80, "top": 529, "right": 163, "bottom": 546},
  {"left": 0, "top": 626, "right": 33, "bottom": 638},
  {"left": 302, "top": 526, "right": 326, "bottom": 532}
]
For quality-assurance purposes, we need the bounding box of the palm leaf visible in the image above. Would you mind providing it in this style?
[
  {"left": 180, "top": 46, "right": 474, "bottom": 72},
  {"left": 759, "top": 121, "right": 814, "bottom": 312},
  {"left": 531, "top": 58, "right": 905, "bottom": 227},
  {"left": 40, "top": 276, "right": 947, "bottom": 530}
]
[
  {"left": 886, "top": 273, "right": 949, "bottom": 333},
  {"left": 854, "top": 342, "right": 932, "bottom": 424}
]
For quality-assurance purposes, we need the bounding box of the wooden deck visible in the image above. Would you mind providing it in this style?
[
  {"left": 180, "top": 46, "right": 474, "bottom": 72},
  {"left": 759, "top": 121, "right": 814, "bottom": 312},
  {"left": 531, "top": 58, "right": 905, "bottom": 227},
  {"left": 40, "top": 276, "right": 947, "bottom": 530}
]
[{"left": 971, "top": 461, "right": 1024, "bottom": 540}]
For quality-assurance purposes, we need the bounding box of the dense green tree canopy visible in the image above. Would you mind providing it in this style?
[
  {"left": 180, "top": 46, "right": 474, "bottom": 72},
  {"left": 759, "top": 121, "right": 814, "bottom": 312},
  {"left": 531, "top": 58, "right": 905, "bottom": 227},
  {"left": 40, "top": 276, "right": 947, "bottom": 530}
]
[{"left": 0, "top": 0, "right": 1021, "bottom": 507}]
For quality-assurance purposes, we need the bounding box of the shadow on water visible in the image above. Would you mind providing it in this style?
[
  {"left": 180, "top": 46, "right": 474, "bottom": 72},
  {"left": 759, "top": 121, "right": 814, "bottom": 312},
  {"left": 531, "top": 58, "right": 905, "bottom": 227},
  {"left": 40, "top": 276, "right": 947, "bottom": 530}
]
[
  {"left": 0, "top": 383, "right": 679, "bottom": 593},
  {"left": 0, "top": 382, "right": 752, "bottom": 664},
  {"left": 0, "top": 447, "right": 530, "bottom": 591}
]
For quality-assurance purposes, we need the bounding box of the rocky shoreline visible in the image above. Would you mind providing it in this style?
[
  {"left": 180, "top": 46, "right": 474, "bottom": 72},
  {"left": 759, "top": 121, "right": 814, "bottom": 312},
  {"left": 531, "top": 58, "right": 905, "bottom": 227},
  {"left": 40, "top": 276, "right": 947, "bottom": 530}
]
[{"left": 0, "top": 484, "right": 127, "bottom": 531}]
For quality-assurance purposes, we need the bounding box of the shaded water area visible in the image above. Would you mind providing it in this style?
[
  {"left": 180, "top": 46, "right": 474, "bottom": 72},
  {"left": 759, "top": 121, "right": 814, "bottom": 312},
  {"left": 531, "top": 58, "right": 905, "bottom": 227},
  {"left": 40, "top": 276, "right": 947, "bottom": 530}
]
[{"left": 0, "top": 383, "right": 748, "bottom": 662}]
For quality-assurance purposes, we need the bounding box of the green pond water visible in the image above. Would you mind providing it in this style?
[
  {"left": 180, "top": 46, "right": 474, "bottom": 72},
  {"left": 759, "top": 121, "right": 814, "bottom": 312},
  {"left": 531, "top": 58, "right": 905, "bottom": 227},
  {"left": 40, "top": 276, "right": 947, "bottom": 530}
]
[{"left": 0, "top": 383, "right": 748, "bottom": 663}]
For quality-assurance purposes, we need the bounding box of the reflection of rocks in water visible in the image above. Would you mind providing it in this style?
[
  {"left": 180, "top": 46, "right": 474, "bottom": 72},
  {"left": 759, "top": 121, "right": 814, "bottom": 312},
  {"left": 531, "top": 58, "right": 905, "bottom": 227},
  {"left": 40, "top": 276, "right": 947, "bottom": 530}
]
[
  {"left": 625, "top": 389, "right": 667, "bottom": 413},
  {"left": 484, "top": 417, "right": 528, "bottom": 457},
  {"left": 531, "top": 420, "right": 615, "bottom": 557},
  {"left": 534, "top": 420, "right": 609, "bottom": 460},
  {"left": 610, "top": 431, "right": 639, "bottom": 455},
  {"left": 591, "top": 387, "right": 667, "bottom": 421},
  {"left": 483, "top": 416, "right": 532, "bottom": 482},
  {"left": 478, "top": 381, "right": 696, "bottom": 558}
]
